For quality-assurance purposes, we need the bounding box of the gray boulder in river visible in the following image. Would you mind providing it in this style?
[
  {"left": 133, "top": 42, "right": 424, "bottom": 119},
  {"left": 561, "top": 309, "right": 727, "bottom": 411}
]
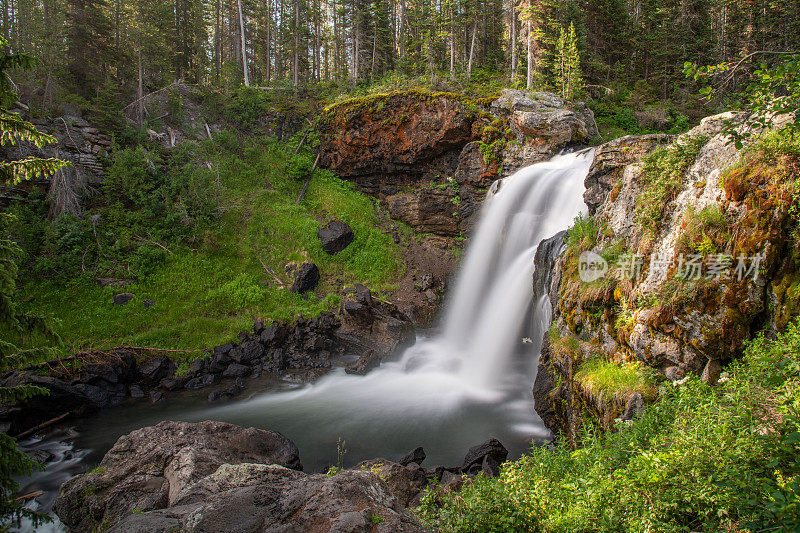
[{"left": 53, "top": 420, "right": 429, "bottom": 532}]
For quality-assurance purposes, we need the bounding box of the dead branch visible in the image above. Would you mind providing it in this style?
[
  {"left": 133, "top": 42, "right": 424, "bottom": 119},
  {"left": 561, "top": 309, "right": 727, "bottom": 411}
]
[
  {"left": 14, "top": 412, "right": 72, "bottom": 439},
  {"left": 123, "top": 81, "right": 180, "bottom": 112},
  {"left": 295, "top": 152, "right": 321, "bottom": 205},
  {"left": 258, "top": 257, "right": 285, "bottom": 287}
]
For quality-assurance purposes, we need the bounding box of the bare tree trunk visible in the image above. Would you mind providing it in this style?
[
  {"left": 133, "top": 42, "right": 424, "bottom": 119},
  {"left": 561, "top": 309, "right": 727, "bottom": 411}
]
[
  {"left": 449, "top": 3, "right": 455, "bottom": 77},
  {"left": 510, "top": 0, "right": 517, "bottom": 79},
  {"left": 265, "top": 0, "right": 271, "bottom": 82},
  {"left": 526, "top": 19, "right": 533, "bottom": 88},
  {"left": 238, "top": 0, "right": 250, "bottom": 85},
  {"left": 137, "top": 49, "right": 144, "bottom": 125},
  {"left": 293, "top": 0, "right": 299, "bottom": 85},
  {"left": 467, "top": 22, "right": 477, "bottom": 76},
  {"left": 371, "top": 32, "right": 377, "bottom": 82}
]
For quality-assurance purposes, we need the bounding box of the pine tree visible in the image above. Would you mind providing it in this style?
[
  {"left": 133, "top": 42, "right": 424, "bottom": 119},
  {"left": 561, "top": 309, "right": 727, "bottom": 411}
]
[
  {"left": 0, "top": 42, "right": 65, "bottom": 528},
  {"left": 555, "top": 22, "right": 581, "bottom": 99}
]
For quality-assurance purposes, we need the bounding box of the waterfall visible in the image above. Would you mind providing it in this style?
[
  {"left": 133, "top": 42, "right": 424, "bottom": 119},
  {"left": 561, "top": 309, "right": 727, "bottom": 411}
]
[
  {"left": 70, "top": 149, "right": 598, "bottom": 473},
  {"left": 440, "top": 149, "right": 594, "bottom": 388}
]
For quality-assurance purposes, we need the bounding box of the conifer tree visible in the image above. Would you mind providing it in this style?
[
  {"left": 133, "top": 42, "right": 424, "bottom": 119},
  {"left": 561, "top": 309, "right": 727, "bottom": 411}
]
[
  {"left": 0, "top": 41, "right": 65, "bottom": 528},
  {"left": 555, "top": 22, "right": 581, "bottom": 100}
]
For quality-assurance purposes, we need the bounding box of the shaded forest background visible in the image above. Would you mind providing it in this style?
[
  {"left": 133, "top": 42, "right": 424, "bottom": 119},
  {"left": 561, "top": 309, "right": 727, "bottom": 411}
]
[{"left": 3, "top": 0, "right": 800, "bottom": 125}]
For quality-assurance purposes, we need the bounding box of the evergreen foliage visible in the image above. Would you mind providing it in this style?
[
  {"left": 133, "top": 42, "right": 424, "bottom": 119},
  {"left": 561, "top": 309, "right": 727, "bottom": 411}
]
[{"left": 0, "top": 40, "right": 63, "bottom": 530}]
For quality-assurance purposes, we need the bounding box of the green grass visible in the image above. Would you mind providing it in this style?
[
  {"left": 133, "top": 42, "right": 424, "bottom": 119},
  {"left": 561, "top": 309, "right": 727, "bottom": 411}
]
[
  {"left": 417, "top": 321, "right": 800, "bottom": 532},
  {"left": 18, "top": 134, "right": 405, "bottom": 356},
  {"left": 575, "top": 359, "right": 658, "bottom": 404}
]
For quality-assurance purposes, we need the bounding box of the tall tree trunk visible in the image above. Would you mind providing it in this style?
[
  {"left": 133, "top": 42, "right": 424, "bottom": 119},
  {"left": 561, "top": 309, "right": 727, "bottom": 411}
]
[
  {"left": 238, "top": 0, "right": 250, "bottom": 85},
  {"left": 526, "top": 18, "right": 533, "bottom": 88},
  {"left": 293, "top": 0, "right": 299, "bottom": 85},
  {"left": 510, "top": 0, "right": 517, "bottom": 79},
  {"left": 137, "top": 48, "right": 144, "bottom": 126},
  {"left": 467, "top": 22, "right": 477, "bottom": 76}
]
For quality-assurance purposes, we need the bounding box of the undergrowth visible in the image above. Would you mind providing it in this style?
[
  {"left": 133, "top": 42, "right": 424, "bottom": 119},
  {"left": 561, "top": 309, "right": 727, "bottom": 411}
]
[
  {"left": 417, "top": 321, "right": 800, "bottom": 532},
  {"left": 11, "top": 131, "right": 404, "bottom": 355}
]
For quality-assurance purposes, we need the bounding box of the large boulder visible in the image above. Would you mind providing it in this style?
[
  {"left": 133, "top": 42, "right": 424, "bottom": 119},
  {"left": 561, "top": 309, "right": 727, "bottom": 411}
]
[
  {"left": 289, "top": 262, "right": 320, "bottom": 293},
  {"left": 492, "top": 89, "right": 598, "bottom": 175},
  {"left": 53, "top": 421, "right": 303, "bottom": 532},
  {"left": 107, "top": 463, "right": 429, "bottom": 532},
  {"left": 318, "top": 219, "right": 355, "bottom": 254}
]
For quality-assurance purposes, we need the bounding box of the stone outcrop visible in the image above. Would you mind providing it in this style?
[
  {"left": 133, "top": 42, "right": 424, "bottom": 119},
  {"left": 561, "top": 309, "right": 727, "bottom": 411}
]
[
  {"left": 337, "top": 284, "right": 415, "bottom": 366},
  {"left": 491, "top": 90, "right": 598, "bottom": 176},
  {"left": 53, "top": 421, "right": 303, "bottom": 532},
  {"left": 534, "top": 112, "right": 800, "bottom": 443},
  {"left": 318, "top": 89, "right": 597, "bottom": 238},
  {"left": 52, "top": 421, "right": 515, "bottom": 532}
]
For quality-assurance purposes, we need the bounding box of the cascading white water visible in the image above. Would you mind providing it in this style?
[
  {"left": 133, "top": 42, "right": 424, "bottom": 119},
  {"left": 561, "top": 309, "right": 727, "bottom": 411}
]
[
  {"left": 440, "top": 149, "right": 594, "bottom": 387},
  {"left": 16, "top": 149, "right": 596, "bottom": 530},
  {"left": 35, "top": 149, "right": 596, "bottom": 496},
  {"left": 178, "top": 149, "right": 596, "bottom": 462}
]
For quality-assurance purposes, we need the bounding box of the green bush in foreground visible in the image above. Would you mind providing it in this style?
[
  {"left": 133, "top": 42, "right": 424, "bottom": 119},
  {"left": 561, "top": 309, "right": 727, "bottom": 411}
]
[{"left": 417, "top": 323, "right": 800, "bottom": 532}]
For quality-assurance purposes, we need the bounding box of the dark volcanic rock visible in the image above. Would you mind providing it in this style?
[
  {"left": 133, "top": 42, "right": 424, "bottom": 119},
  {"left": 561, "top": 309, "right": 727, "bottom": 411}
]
[
  {"left": 399, "top": 446, "right": 426, "bottom": 467},
  {"left": 290, "top": 262, "right": 320, "bottom": 293},
  {"left": 184, "top": 373, "right": 219, "bottom": 390},
  {"left": 139, "top": 355, "right": 176, "bottom": 385},
  {"left": 318, "top": 219, "right": 354, "bottom": 254},
  {"left": 53, "top": 421, "right": 303, "bottom": 532},
  {"left": 462, "top": 438, "right": 508, "bottom": 472},
  {"left": 112, "top": 292, "right": 135, "bottom": 305},
  {"left": 222, "top": 363, "right": 251, "bottom": 378}
]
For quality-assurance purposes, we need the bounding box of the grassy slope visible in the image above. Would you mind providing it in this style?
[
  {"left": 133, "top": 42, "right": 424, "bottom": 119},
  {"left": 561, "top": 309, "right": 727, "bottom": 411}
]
[{"left": 19, "top": 134, "right": 404, "bottom": 358}]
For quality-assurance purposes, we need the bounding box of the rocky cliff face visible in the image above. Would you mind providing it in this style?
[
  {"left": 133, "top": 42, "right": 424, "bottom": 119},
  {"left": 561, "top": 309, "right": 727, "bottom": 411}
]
[
  {"left": 318, "top": 89, "right": 597, "bottom": 238},
  {"left": 534, "top": 112, "right": 800, "bottom": 444}
]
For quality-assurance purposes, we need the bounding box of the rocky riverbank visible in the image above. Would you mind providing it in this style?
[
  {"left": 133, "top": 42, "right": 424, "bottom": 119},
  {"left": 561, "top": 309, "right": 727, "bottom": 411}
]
[
  {"left": 0, "top": 284, "right": 414, "bottom": 437},
  {"left": 53, "top": 420, "right": 510, "bottom": 532}
]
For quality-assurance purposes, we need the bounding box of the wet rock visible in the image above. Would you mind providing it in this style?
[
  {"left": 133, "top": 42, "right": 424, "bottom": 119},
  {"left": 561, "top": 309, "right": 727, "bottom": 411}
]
[
  {"left": 345, "top": 349, "right": 382, "bottom": 375},
  {"left": 222, "top": 363, "right": 251, "bottom": 379},
  {"left": 112, "top": 292, "right": 134, "bottom": 306},
  {"left": 129, "top": 384, "right": 145, "bottom": 399},
  {"left": 289, "top": 262, "right": 320, "bottom": 293},
  {"left": 318, "top": 219, "right": 355, "bottom": 254},
  {"left": 28, "top": 449, "right": 56, "bottom": 465},
  {"left": 149, "top": 391, "right": 165, "bottom": 403},
  {"left": 207, "top": 379, "right": 246, "bottom": 403},
  {"left": 462, "top": 438, "right": 508, "bottom": 473},
  {"left": 53, "top": 421, "right": 303, "bottom": 532},
  {"left": 399, "top": 446, "right": 426, "bottom": 467},
  {"left": 184, "top": 373, "right": 219, "bottom": 391},
  {"left": 139, "top": 355, "right": 176, "bottom": 385},
  {"left": 159, "top": 376, "right": 187, "bottom": 391}
]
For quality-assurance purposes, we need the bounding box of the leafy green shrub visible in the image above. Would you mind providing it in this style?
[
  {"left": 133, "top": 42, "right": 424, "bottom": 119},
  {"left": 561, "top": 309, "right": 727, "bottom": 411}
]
[
  {"left": 636, "top": 135, "right": 708, "bottom": 235},
  {"left": 418, "top": 322, "right": 800, "bottom": 532}
]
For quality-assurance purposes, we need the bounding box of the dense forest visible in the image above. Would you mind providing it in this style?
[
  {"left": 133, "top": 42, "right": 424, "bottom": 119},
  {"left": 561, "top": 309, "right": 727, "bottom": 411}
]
[
  {"left": 4, "top": 0, "right": 800, "bottom": 113},
  {"left": 1, "top": 0, "right": 800, "bottom": 531}
]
